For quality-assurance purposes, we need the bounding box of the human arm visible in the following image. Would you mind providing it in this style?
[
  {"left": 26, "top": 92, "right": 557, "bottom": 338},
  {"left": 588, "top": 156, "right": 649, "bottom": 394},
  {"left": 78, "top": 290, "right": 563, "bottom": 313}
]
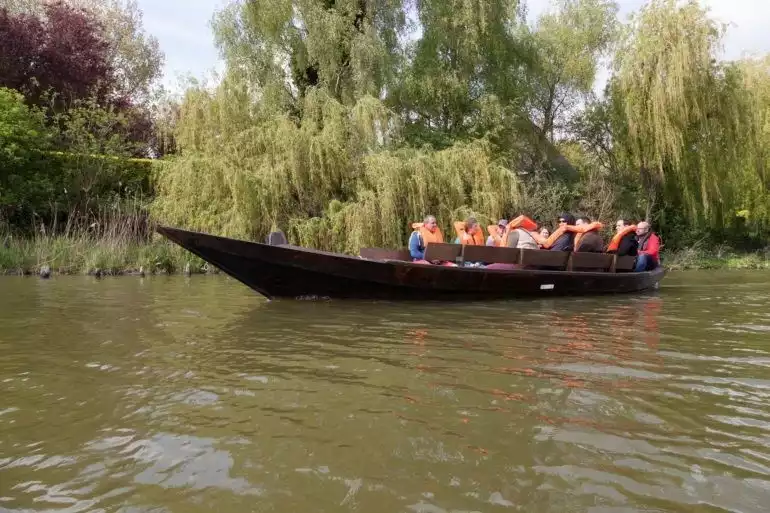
[{"left": 408, "top": 232, "right": 424, "bottom": 260}]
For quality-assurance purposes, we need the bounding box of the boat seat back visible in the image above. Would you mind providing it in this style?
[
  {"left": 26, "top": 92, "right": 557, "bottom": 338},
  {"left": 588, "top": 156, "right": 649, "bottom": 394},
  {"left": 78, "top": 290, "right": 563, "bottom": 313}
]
[
  {"left": 265, "top": 231, "right": 288, "bottom": 246},
  {"left": 613, "top": 255, "right": 637, "bottom": 272},
  {"left": 424, "top": 243, "right": 462, "bottom": 262},
  {"left": 360, "top": 248, "right": 411, "bottom": 261},
  {"left": 519, "top": 249, "right": 570, "bottom": 270},
  {"left": 569, "top": 252, "right": 613, "bottom": 272},
  {"left": 462, "top": 245, "right": 520, "bottom": 264}
]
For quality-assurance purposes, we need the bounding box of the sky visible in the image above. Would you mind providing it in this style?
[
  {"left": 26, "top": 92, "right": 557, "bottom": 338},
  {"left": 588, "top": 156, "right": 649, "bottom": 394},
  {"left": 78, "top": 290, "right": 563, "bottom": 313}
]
[{"left": 137, "top": 0, "right": 770, "bottom": 92}]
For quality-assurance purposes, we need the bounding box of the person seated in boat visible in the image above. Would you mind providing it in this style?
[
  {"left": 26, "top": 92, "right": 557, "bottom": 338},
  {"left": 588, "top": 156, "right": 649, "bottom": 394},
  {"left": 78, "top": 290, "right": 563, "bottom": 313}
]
[
  {"left": 573, "top": 216, "right": 604, "bottom": 252},
  {"left": 550, "top": 213, "right": 576, "bottom": 251},
  {"left": 486, "top": 219, "right": 508, "bottom": 246},
  {"left": 540, "top": 227, "right": 550, "bottom": 240},
  {"left": 483, "top": 215, "right": 539, "bottom": 269},
  {"left": 606, "top": 218, "right": 638, "bottom": 256},
  {"left": 408, "top": 215, "right": 443, "bottom": 261},
  {"left": 634, "top": 221, "right": 661, "bottom": 272},
  {"left": 503, "top": 215, "right": 540, "bottom": 250},
  {"left": 529, "top": 213, "right": 576, "bottom": 251},
  {"left": 454, "top": 217, "right": 484, "bottom": 246}
]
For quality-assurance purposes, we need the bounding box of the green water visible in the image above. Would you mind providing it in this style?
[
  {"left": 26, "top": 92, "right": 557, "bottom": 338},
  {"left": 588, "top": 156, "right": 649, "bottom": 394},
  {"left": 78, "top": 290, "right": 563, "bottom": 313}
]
[{"left": 2, "top": 272, "right": 770, "bottom": 512}]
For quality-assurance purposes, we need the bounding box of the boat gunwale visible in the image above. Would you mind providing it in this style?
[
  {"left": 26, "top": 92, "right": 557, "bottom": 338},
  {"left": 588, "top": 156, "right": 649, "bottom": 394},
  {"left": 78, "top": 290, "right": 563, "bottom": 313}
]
[{"left": 158, "top": 225, "right": 664, "bottom": 281}]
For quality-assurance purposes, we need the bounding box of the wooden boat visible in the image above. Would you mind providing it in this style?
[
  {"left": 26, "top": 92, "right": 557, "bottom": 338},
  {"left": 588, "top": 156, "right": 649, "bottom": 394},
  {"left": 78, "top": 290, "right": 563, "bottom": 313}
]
[{"left": 157, "top": 226, "right": 665, "bottom": 300}]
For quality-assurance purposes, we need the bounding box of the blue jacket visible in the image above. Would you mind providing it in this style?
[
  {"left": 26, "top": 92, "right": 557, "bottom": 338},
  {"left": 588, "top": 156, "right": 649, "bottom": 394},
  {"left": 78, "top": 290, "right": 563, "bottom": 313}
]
[
  {"left": 549, "top": 232, "right": 575, "bottom": 252},
  {"left": 408, "top": 231, "right": 424, "bottom": 260}
]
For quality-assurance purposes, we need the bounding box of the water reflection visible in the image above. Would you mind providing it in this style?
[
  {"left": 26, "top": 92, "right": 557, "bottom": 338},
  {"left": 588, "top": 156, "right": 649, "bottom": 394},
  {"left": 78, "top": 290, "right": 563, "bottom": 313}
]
[{"left": 1, "top": 272, "right": 770, "bottom": 512}]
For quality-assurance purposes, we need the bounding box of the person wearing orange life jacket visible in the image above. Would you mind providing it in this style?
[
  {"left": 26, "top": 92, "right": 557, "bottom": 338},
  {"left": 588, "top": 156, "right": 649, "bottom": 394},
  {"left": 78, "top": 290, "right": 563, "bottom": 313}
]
[
  {"left": 484, "top": 215, "right": 539, "bottom": 269},
  {"left": 573, "top": 216, "right": 604, "bottom": 252},
  {"left": 529, "top": 213, "right": 576, "bottom": 251},
  {"left": 503, "top": 215, "right": 540, "bottom": 250},
  {"left": 606, "top": 218, "right": 638, "bottom": 257},
  {"left": 454, "top": 217, "right": 484, "bottom": 246},
  {"left": 486, "top": 219, "right": 508, "bottom": 246},
  {"left": 408, "top": 215, "right": 443, "bottom": 261}
]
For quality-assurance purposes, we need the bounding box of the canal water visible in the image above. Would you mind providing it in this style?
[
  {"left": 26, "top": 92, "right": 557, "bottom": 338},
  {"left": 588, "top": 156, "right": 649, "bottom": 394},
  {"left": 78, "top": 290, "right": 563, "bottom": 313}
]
[{"left": 1, "top": 272, "right": 770, "bottom": 512}]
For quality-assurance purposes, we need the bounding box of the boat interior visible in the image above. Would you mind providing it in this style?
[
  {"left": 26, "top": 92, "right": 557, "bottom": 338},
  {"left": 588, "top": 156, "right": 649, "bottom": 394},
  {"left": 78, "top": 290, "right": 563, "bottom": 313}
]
[{"left": 359, "top": 243, "right": 637, "bottom": 272}]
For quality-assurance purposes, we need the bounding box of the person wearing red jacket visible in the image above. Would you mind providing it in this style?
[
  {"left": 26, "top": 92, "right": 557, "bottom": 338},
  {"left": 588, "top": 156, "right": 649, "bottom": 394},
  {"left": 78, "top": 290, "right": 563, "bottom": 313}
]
[{"left": 634, "top": 221, "right": 661, "bottom": 272}]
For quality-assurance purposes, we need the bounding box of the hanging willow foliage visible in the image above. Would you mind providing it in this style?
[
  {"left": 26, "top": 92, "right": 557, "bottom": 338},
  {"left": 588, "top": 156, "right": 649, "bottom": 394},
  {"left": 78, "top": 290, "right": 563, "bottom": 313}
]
[
  {"left": 152, "top": 85, "right": 521, "bottom": 252},
  {"left": 151, "top": 0, "right": 532, "bottom": 252},
  {"left": 612, "top": 0, "right": 770, "bottom": 231},
  {"left": 152, "top": 0, "right": 770, "bottom": 248}
]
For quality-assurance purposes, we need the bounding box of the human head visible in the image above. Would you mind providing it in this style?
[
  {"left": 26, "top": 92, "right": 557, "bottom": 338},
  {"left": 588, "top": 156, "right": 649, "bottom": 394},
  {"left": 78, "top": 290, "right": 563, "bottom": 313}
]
[
  {"left": 557, "top": 213, "right": 575, "bottom": 227},
  {"left": 423, "top": 215, "right": 437, "bottom": 232},
  {"left": 540, "top": 227, "right": 550, "bottom": 238},
  {"left": 497, "top": 219, "right": 508, "bottom": 231},
  {"left": 616, "top": 218, "right": 631, "bottom": 232},
  {"left": 465, "top": 217, "right": 480, "bottom": 234},
  {"left": 636, "top": 221, "right": 651, "bottom": 237},
  {"left": 576, "top": 216, "right": 591, "bottom": 226}
]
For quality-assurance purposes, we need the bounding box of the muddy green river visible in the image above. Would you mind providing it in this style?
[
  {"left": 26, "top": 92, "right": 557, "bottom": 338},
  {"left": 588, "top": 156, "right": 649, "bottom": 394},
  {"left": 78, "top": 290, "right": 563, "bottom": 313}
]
[{"left": 2, "top": 271, "right": 770, "bottom": 512}]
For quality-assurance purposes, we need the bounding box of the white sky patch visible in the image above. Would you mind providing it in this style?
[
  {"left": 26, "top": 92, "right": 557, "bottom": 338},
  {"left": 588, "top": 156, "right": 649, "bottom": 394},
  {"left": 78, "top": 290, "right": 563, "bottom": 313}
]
[
  {"left": 142, "top": 0, "right": 770, "bottom": 93},
  {"left": 135, "top": 0, "right": 229, "bottom": 90},
  {"left": 526, "top": 0, "right": 770, "bottom": 96}
]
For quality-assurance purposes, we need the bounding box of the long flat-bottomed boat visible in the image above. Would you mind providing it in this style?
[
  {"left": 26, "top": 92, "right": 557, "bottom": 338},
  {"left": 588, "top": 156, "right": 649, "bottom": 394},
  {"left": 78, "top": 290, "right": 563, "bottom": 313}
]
[{"left": 157, "top": 226, "right": 665, "bottom": 300}]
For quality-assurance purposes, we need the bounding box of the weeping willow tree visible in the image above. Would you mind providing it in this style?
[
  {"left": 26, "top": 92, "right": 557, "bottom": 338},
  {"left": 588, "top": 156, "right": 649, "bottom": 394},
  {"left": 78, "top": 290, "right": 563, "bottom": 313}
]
[
  {"left": 151, "top": 0, "right": 523, "bottom": 252},
  {"left": 611, "top": 0, "right": 770, "bottom": 233},
  {"left": 732, "top": 56, "right": 770, "bottom": 232}
]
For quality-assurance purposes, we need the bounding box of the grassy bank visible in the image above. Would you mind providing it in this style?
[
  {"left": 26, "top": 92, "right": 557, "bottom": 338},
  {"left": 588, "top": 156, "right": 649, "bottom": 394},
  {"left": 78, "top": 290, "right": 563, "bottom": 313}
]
[
  {"left": 0, "top": 234, "right": 207, "bottom": 276},
  {"left": 664, "top": 247, "right": 770, "bottom": 271},
  {"left": 2, "top": 235, "right": 769, "bottom": 276}
]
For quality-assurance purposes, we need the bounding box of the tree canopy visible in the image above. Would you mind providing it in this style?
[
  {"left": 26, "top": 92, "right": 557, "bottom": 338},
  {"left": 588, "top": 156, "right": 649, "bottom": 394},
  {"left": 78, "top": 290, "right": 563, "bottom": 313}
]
[
  {"left": 611, "top": 0, "right": 770, "bottom": 233},
  {"left": 148, "top": 0, "right": 770, "bottom": 250},
  {"left": 3, "top": 0, "right": 770, "bottom": 250}
]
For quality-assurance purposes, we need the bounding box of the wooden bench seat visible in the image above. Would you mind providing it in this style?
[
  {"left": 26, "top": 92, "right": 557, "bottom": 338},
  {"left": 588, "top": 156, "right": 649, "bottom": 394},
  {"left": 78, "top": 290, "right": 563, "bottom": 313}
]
[
  {"left": 462, "top": 245, "right": 521, "bottom": 264},
  {"left": 612, "top": 255, "right": 637, "bottom": 272},
  {"left": 424, "top": 242, "right": 462, "bottom": 262},
  {"left": 360, "top": 243, "right": 636, "bottom": 272},
  {"left": 520, "top": 249, "right": 570, "bottom": 270},
  {"left": 568, "top": 252, "right": 614, "bottom": 272}
]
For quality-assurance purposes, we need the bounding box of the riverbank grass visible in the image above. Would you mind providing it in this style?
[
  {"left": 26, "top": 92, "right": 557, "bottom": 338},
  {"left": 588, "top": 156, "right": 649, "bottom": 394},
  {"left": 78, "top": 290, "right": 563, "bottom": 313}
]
[
  {"left": 665, "top": 247, "right": 770, "bottom": 270},
  {"left": 0, "top": 234, "right": 206, "bottom": 275}
]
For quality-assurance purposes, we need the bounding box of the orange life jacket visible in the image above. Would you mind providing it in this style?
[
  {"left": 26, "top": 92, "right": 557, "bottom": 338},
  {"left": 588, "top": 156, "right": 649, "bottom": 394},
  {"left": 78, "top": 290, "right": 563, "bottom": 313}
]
[
  {"left": 487, "top": 225, "right": 504, "bottom": 247},
  {"left": 411, "top": 222, "right": 444, "bottom": 245},
  {"left": 569, "top": 222, "right": 604, "bottom": 251},
  {"left": 507, "top": 215, "right": 538, "bottom": 232},
  {"left": 501, "top": 215, "right": 539, "bottom": 247},
  {"left": 454, "top": 221, "right": 484, "bottom": 246},
  {"left": 606, "top": 225, "right": 636, "bottom": 253}
]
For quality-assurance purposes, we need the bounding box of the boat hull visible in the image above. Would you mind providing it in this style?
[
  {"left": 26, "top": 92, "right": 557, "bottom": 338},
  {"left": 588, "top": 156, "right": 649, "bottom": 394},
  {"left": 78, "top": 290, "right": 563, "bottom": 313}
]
[{"left": 157, "top": 226, "right": 665, "bottom": 300}]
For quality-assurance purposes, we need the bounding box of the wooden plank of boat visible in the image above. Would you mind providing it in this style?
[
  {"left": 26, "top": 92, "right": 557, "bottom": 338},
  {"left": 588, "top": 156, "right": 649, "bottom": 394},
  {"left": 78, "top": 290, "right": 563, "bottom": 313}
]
[{"left": 156, "top": 225, "right": 665, "bottom": 300}]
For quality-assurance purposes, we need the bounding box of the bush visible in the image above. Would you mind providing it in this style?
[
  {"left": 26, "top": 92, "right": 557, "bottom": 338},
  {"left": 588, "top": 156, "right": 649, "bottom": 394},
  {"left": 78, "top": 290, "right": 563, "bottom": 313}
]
[
  {"left": 0, "top": 87, "right": 52, "bottom": 220},
  {"left": 1, "top": 86, "right": 157, "bottom": 232}
]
